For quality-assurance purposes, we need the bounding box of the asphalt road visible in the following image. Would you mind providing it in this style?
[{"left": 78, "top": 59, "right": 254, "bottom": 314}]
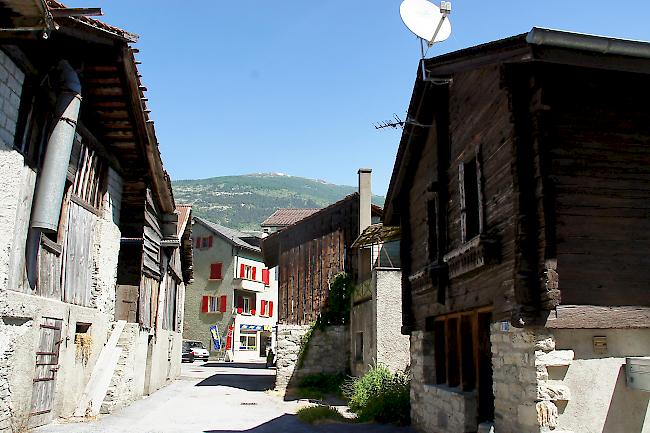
[{"left": 35, "top": 362, "right": 415, "bottom": 433}]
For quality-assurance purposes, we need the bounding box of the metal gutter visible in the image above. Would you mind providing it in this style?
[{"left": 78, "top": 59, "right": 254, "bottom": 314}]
[{"left": 527, "top": 27, "right": 650, "bottom": 59}]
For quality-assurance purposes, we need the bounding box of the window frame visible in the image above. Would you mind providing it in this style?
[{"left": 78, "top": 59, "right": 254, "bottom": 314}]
[
  {"left": 432, "top": 307, "right": 492, "bottom": 392},
  {"left": 239, "top": 331, "right": 257, "bottom": 351},
  {"left": 458, "top": 146, "right": 485, "bottom": 244}
]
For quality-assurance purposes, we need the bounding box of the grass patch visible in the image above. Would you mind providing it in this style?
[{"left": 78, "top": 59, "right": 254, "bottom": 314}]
[
  {"left": 342, "top": 365, "right": 411, "bottom": 425},
  {"left": 297, "top": 405, "right": 347, "bottom": 424}
]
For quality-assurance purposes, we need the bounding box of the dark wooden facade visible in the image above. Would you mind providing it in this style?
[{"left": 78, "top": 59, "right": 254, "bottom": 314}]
[
  {"left": 262, "top": 194, "right": 382, "bottom": 325},
  {"left": 384, "top": 28, "right": 650, "bottom": 334}
]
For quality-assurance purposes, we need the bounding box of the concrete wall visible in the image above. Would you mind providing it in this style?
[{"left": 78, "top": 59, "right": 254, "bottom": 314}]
[
  {"left": 275, "top": 324, "right": 348, "bottom": 391},
  {"left": 350, "top": 268, "right": 408, "bottom": 377},
  {"left": 552, "top": 328, "right": 650, "bottom": 433},
  {"left": 375, "top": 268, "right": 409, "bottom": 372}
]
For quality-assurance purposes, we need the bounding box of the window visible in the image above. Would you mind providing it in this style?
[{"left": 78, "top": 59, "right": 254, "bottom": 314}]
[
  {"left": 201, "top": 295, "right": 221, "bottom": 314},
  {"left": 432, "top": 309, "right": 492, "bottom": 393},
  {"left": 459, "top": 151, "right": 484, "bottom": 243},
  {"left": 239, "top": 264, "right": 256, "bottom": 281},
  {"left": 195, "top": 236, "right": 213, "bottom": 250},
  {"left": 427, "top": 197, "right": 439, "bottom": 262},
  {"left": 355, "top": 332, "right": 364, "bottom": 362},
  {"left": 239, "top": 332, "right": 257, "bottom": 350},
  {"left": 71, "top": 134, "right": 107, "bottom": 211},
  {"left": 236, "top": 293, "right": 253, "bottom": 314},
  {"left": 162, "top": 276, "right": 179, "bottom": 331},
  {"left": 209, "top": 263, "right": 223, "bottom": 280}
]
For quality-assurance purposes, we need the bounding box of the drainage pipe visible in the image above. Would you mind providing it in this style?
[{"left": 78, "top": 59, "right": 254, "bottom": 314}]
[{"left": 31, "top": 60, "right": 82, "bottom": 232}]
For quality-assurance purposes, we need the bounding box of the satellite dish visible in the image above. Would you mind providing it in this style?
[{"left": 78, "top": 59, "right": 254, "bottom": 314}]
[{"left": 400, "top": 0, "right": 452, "bottom": 46}]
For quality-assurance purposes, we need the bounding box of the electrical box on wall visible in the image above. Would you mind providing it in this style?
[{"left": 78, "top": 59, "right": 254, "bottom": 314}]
[
  {"left": 626, "top": 357, "right": 650, "bottom": 392},
  {"left": 593, "top": 336, "right": 608, "bottom": 354}
]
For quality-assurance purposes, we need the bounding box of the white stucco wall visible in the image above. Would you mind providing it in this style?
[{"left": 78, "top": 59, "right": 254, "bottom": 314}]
[
  {"left": 552, "top": 328, "right": 650, "bottom": 433},
  {"left": 375, "top": 268, "right": 409, "bottom": 372}
]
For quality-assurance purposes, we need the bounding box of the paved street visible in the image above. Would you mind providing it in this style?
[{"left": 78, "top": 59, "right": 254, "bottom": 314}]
[{"left": 35, "top": 362, "right": 414, "bottom": 433}]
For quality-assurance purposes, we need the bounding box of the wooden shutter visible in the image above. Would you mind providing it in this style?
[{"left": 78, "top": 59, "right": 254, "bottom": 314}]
[
  {"left": 260, "top": 300, "right": 267, "bottom": 316},
  {"left": 210, "top": 263, "right": 222, "bottom": 280},
  {"left": 262, "top": 269, "right": 270, "bottom": 285},
  {"left": 236, "top": 295, "right": 244, "bottom": 309},
  {"left": 201, "top": 296, "right": 209, "bottom": 313},
  {"left": 240, "top": 263, "right": 245, "bottom": 278},
  {"left": 251, "top": 267, "right": 257, "bottom": 281},
  {"left": 268, "top": 301, "right": 274, "bottom": 317},
  {"left": 195, "top": 237, "right": 201, "bottom": 248},
  {"left": 208, "top": 236, "right": 213, "bottom": 248},
  {"left": 220, "top": 295, "right": 227, "bottom": 312}
]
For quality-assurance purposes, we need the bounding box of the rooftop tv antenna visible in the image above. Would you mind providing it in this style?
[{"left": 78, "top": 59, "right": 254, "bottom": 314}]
[{"left": 400, "top": 0, "right": 452, "bottom": 81}]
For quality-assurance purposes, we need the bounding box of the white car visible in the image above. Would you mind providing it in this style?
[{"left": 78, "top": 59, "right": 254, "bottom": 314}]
[{"left": 183, "top": 340, "right": 209, "bottom": 362}]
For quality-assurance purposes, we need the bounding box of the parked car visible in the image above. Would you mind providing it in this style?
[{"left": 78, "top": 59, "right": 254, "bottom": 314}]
[{"left": 183, "top": 340, "right": 209, "bottom": 362}]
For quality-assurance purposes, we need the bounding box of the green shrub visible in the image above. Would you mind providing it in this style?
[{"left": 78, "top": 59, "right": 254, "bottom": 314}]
[
  {"left": 296, "top": 405, "right": 346, "bottom": 424},
  {"left": 342, "top": 365, "right": 411, "bottom": 425}
]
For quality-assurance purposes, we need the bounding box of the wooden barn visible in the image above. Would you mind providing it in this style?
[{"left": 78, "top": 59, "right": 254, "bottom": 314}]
[
  {"left": 262, "top": 170, "right": 382, "bottom": 389},
  {"left": 0, "top": 1, "right": 192, "bottom": 429},
  {"left": 383, "top": 28, "right": 650, "bottom": 433}
]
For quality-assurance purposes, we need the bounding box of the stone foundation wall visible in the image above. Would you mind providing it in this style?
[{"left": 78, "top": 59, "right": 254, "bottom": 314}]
[
  {"left": 410, "top": 331, "right": 478, "bottom": 433},
  {"left": 490, "top": 323, "right": 573, "bottom": 433},
  {"left": 410, "top": 325, "right": 575, "bottom": 433},
  {"left": 275, "top": 324, "right": 348, "bottom": 391}
]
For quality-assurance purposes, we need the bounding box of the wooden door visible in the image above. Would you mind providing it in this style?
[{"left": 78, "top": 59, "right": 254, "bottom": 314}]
[{"left": 30, "top": 318, "right": 63, "bottom": 427}]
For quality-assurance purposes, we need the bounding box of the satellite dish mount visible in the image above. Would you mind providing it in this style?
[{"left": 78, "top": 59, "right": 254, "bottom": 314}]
[{"left": 399, "top": 0, "right": 453, "bottom": 81}]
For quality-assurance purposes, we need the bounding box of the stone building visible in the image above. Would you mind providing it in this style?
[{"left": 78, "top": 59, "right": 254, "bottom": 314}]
[
  {"left": 0, "top": 2, "right": 192, "bottom": 430},
  {"left": 261, "top": 170, "right": 382, "bottom": 390},
  {"left": 184, "top": 218, "right": 278, "bottom": 362},
  {"left": 383, "top": 28, "right": 650, "bottom": 433}
]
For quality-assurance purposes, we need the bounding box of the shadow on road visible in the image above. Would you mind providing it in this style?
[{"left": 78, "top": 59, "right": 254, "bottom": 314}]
[
  {"left": 196, "top": 373, "right": 275, "bottom": 391},
  {"left": 204, "top": 413, "right": 415, "bottom": 433}
]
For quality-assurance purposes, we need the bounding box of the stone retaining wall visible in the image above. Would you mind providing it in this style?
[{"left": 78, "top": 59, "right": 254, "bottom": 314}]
[{"left": 275, "top": 324, "right": 348, "bottom": 391}]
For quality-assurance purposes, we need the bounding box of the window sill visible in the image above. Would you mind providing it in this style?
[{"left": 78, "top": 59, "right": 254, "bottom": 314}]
[
  {"left": 208, "top": 278, "right": 223, "bottom": 281},
  {"left": 423, "top": 383, "right": 478, "bottom": 397},
  {"left": 443, "top": 235, "right": 499, "bottom": 279}
]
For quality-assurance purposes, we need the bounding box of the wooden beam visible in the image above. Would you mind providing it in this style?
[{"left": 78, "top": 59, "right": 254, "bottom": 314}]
[{"left": 49, "top": 7, "right": 103, "bottom": 18}]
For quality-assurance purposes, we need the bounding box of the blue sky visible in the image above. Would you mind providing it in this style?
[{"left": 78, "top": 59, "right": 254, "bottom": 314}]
[{"left": 67, "top": 0, "right": 650, "bottom": 194}]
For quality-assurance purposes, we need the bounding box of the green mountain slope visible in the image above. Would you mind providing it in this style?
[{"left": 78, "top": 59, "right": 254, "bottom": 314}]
[{"left": 172, "top": 173, "right": 385, "bottom": 231}]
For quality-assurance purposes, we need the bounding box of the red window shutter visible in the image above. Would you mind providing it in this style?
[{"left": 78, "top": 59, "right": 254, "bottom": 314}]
[
  {"left": 240, "top": 264, "right": 245, "bottom": 278},
  {"left": 268, "top": 301, "right": 274, "bottom": 317},
  {"left": 237, "top": 295, "right": 244, "bottom": 309},
  {"left": 251, "top": 267, "right": 257, "bottom": 281},
  {"left": 208, "top": 236, "right": 213, "bottom": 247},
  {"left": 260, "top": 300, "right": 267, "bottom": 316},
  {"left": 195, "top": 237, "right": 201, "bottom": 248},
  {"left": 262, "top": 269, "right": 270, "bottom": 285},
  {"left": 210, "top": 263, "right": 222, "bottom": 280},
  {"left": 220, "top": 295, "right": 227, "bottom": 312},
  {"left": 201, "top": 296, "right": 209, "bottom": 313}
]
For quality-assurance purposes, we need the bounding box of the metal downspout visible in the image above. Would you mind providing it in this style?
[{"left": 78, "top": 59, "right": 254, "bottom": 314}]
[{"left": 31, "top": 60, "right": 82, "bottom": 232}]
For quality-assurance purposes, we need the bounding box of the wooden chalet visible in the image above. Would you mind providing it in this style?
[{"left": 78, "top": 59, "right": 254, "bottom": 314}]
[{"left": 384, "top": 28, "right": 650, "bottom": 433}]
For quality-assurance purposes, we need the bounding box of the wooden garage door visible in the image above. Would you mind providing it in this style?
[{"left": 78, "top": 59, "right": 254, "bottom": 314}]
[{"left": 30, "top": 318, "right": 63, "bottom": 428}]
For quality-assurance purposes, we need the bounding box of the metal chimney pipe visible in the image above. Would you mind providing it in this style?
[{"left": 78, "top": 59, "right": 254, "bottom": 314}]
[
  {"left": 358, "top": 168, "right": 372, "bottom": 236},
  {"left": 31, "top": 60, "right": 82, "bottom": 232}
]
